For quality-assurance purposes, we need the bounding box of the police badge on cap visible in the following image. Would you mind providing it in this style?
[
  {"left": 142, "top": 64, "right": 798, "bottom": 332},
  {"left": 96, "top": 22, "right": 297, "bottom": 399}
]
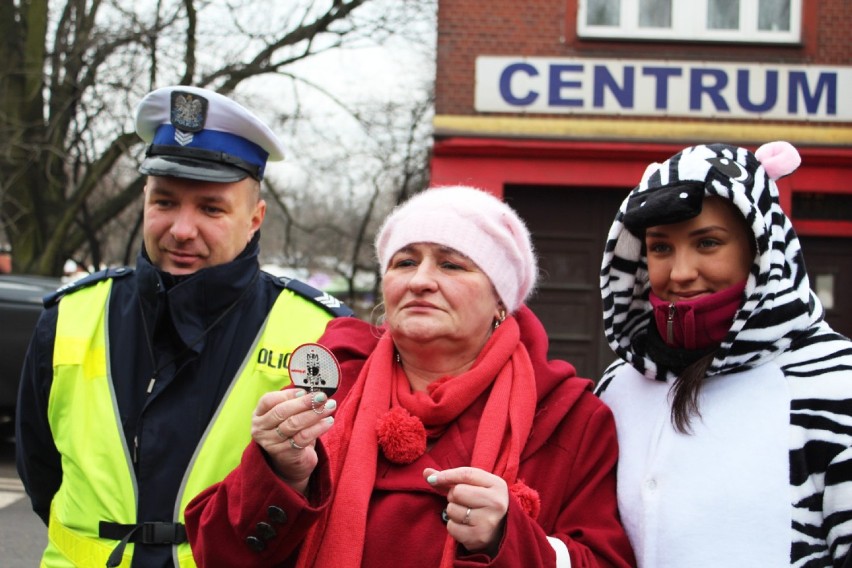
[
  {"left": 171, "top": 91, "right": 208, "bottom": 133},
  {"left": 135, "top": 85, "right": 286, "bottom": 183}
]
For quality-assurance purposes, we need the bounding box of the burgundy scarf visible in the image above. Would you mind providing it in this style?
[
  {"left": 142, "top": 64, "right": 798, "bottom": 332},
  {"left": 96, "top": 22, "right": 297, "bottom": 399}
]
[
  {"left": 296, "top": 316, "right": 537, "bottom": 568},
  {"left": 650, "top": 280, "right": 746, "bottom": 350}
]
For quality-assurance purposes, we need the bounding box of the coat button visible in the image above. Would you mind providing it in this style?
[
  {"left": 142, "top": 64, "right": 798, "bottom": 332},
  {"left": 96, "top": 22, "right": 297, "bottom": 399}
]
[
  {"left": 256, "top": 521, "right": 276, "bottom": 540},
  {"left": 267, "top": 505, "right": 288, "bottom": 524},
  {"left": 245, "top": 535, "right": 266, "bottom": 552}
]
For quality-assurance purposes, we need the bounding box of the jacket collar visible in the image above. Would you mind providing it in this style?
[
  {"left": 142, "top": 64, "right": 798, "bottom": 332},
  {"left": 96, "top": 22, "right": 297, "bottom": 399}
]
[{"left": 137, "top": 235, "right": 261, "bottom": 352}]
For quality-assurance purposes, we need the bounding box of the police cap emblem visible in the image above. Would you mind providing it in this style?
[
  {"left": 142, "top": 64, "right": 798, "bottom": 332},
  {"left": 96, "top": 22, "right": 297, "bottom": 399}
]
[{"left": 170, "top": 91, "right": 208, "bottom": 133}]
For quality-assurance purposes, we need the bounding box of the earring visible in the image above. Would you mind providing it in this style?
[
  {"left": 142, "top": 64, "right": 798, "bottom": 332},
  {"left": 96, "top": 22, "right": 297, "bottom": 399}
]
[{"left": 493, "top": 309, "right": 507, "bottom": 330}]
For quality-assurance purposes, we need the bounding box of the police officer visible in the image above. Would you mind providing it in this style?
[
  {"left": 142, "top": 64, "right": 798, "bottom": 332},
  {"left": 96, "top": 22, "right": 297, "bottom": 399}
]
[{"left": 15, "top": 86, "right": 352, "bottom": 568}]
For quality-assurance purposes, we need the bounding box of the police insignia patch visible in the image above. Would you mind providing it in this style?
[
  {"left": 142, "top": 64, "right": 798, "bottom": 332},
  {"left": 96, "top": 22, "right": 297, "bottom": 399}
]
[{"left": 170, "top": 91, "right": 207, "bottom": 133}]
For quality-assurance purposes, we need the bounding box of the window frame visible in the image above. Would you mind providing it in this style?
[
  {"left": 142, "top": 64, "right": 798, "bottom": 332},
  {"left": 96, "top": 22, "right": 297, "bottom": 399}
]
[{"left": 577, "top": 0, "right": 802, "bottom": 44}]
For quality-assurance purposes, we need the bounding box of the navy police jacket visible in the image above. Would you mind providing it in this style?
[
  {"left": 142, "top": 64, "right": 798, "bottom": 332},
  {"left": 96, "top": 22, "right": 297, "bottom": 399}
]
[{"left": 15, "top": 237, "right": 351, "bottom": 568}]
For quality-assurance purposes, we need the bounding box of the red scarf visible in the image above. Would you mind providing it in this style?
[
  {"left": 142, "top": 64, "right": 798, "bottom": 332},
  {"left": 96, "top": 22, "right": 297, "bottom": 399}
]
[{"left": 296, "top": 316, "right": 537, "bottom": 568}]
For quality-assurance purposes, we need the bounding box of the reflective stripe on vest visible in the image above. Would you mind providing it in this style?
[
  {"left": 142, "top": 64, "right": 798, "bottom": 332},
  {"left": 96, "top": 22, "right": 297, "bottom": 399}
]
[{"left": 46, "top": 279, "right": 333, "bottom": 567}]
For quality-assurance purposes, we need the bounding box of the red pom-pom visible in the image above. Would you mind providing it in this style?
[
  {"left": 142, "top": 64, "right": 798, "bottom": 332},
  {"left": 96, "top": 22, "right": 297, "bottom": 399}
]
[
  {"left": 376, "top": 407, "right": 427, "bottom": 464},
  {"left": 510, "top": 479, "right": 541, "bottom": 520}
]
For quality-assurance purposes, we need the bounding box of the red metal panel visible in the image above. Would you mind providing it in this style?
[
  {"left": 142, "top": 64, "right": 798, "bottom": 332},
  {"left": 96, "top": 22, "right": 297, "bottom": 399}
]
[
  {"left": 793, "top": 220, "right": 852, "bottom": 238},
  {"left": 430, "top": 137, "right": 852, "bottom": 238}
]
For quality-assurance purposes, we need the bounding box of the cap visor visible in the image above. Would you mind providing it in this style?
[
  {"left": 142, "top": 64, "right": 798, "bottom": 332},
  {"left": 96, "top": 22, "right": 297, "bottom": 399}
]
[{"left": 139, "top": 156, "right": 250, "bottom": 183}]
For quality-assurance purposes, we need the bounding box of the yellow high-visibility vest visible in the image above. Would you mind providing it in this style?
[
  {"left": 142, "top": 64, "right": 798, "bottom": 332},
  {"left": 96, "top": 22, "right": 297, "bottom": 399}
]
[{"left": 44, "top": 278, "right": 332, "bottom": 567}]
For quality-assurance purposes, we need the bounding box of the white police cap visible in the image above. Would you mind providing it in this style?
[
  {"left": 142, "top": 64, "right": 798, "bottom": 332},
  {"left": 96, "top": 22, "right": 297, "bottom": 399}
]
[{"left": 135, "top": 85, "right": 286, "bottom": 182}]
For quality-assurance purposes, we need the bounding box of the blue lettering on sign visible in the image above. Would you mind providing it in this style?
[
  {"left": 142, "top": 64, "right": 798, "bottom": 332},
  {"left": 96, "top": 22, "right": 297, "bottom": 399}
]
[
  {"left": 789, "top": 71, "right": 837, "bottom": 114},
  {"left": 549, "top": 64, "right": 584, "bottom": 107},
  {"left": 690, "top": 68, "right": 730, "bottom": 112},
  {"left": 737, "top": 69, "right": 778, "bottom": 112},
  {"left": 594, "top": 65, "right": 634, "bottom": 108},
  {"left": 642, "top": 67, "right": 683, "bottom": 109},
  {"left": 491, "top": 59, "right": 842, "bottom": 119},
  {"left": 499, "top": 63, "right": 539, "bottom": 106}
]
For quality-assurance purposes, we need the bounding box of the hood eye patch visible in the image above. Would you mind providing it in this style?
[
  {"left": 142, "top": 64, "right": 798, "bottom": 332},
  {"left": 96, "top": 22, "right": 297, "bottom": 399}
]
[{"left": 707, "top": 156, "right": 751, "bottom": 183}]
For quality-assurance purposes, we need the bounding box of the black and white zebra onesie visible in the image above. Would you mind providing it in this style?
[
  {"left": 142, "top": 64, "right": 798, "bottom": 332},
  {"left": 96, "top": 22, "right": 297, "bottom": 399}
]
[{"left": 596, "top": 142, "right": 852, "bottom": 567}]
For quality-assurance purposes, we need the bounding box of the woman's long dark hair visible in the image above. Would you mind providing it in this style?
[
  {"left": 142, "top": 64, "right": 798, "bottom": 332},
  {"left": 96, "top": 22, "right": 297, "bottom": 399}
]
[
  {"left": 670, "top": 352, "right": 716, "bottom": 434},
  {"left": 661, "top": 198, "right": 756, "bottom": 434}
]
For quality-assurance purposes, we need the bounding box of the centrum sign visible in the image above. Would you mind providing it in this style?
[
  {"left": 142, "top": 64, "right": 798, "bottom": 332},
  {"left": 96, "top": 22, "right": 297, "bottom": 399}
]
[{"left": 475, "top": 56, "right": 852, "bottom": 122}]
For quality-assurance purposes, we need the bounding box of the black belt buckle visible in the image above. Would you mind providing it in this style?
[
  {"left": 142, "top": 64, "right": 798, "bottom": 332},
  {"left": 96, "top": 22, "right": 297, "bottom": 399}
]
[{"left": 141, "top": 522, "right": 186, "bottom": 544}]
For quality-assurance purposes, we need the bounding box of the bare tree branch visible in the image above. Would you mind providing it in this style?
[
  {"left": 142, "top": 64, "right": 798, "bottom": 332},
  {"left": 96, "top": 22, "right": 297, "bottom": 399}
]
[{"left": 0, "top": 0, "right": 436, "bottom": 277}]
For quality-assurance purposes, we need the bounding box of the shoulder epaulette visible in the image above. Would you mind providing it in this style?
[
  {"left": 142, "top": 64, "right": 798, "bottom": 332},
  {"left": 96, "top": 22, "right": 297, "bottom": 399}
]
[
  {"left": 271, "top": 275, "right": 354, "bottom": 317},
  {"left": 43, "top": 266, "right": 134, "bottom": 308}
]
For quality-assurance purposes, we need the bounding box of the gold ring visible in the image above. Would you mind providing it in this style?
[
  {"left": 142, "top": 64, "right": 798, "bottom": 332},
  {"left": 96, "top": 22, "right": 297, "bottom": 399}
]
[
  {"left": 274, "top": 425, "right": 287, "bottom": 440},
  {"left": 289, "top": 437, "right": 306, "bottom": 451},
  {"left": 462, "top": 507, "right": 472, "bottom": 525}
]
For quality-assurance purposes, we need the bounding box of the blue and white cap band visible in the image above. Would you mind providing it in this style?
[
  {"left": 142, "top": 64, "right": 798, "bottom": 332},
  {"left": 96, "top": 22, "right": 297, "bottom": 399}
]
[{"left": 135, "top": 86, "right": 286, "bottom": 182}]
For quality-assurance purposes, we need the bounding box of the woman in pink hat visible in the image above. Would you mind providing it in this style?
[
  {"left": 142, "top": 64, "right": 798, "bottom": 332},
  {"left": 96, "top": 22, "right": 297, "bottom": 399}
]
[{"left": 185, "top": 186, "right": 635, "bottom": 568}]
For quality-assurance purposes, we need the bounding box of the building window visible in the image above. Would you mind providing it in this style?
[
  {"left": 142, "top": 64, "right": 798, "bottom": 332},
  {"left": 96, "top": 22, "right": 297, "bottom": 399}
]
[
  {"left": 707, "top": 0, "right": 739, "bottom": 30},
  {"left": 577, "top": 0, "right": 801, "bottom": 43},
  {"left": 588, "top": 0, "right": 620, "bottom": 25},
  {"left": 640, "top": 0, "right": 672, "bottom": 28},
  {"left": 793, "top": 193, "right": 852, "bottom": 222},
  {"left": 814, "top": 273, "right": 835, "bottom": 310}
]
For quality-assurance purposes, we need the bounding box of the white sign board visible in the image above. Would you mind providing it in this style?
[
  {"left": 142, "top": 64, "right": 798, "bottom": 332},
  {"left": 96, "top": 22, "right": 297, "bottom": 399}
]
[{"left": 475, "top": 56, "right": 852, "bottom": 122}]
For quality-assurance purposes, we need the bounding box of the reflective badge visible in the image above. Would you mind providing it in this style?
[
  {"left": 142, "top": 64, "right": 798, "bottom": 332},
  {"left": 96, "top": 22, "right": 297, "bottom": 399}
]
[
  {"left": 288, "top": 343, "right": 340, "bottom": 398},
  {"left": 170, "top": 91, "right": 207, "bottom": 133}
]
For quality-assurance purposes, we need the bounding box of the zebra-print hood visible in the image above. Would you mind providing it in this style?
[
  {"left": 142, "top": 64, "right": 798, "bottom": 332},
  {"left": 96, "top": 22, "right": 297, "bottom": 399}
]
[{"left": 600, "top": 141, "right": 824, "bottom": 381}]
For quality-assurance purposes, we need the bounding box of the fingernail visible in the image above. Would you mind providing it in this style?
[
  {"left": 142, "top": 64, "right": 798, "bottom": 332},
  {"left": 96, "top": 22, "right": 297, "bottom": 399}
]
[
  {"left": 293, "top": 389, "right": 306, "bottom": 397},
  {"left": 427, "top": 474, "right": 438, "bottom": 485},
  {"left": 324, "top": 399, "right": 337, "bottom": 411},
  {"left": 313, "top": 392, "right": 327, "bottom": 404},
  {"left": 324, "top": 417, "right": 334, "bottom": 425}
]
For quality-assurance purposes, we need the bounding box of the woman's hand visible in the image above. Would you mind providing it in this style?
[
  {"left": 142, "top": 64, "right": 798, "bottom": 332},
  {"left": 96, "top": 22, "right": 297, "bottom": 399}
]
[
  {"left": 424, "top": 466, "right": 509, "bottom": 556},
  {"left": 251, "top": 389, "right": 337, "bottom": 495}
]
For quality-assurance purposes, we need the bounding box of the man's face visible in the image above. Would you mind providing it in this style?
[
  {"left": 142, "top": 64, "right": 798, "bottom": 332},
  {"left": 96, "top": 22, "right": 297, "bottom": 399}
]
[{"left": 142, "top": 176, "right": 266, "bottom": 275}]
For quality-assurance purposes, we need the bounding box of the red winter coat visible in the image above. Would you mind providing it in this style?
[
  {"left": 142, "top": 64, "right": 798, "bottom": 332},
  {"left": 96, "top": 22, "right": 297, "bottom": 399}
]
[{"left": 185, "top": 307, "right": 635, "bottom": 568}]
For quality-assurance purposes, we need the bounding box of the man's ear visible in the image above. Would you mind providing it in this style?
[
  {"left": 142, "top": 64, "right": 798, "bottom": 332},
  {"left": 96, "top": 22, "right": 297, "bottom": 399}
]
[{"left": 249, "top": 199, "right": 266, "bottom": 240}]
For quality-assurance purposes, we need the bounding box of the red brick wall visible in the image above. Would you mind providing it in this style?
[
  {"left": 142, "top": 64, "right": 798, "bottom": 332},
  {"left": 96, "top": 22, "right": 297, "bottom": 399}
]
[
  {"left": 436, "top": 0, "right": 850, "bottom": 116},
  {"left": 437, "top": 0, "right": 566, "bottom": 115},
  {"left": 814, "top": 0, "right": 852, "bottom": 63}
]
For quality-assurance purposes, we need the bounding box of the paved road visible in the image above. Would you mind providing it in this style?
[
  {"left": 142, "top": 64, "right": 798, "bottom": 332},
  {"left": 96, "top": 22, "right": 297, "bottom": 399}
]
[{"left": 0, "top": 441, "right": 47, "bottom": 567}]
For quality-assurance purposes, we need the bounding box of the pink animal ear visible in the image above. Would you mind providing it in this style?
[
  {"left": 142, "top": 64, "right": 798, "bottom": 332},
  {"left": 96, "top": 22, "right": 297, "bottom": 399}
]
[{"left": 755, "top": 141, "right": 801, "bottom": 180}]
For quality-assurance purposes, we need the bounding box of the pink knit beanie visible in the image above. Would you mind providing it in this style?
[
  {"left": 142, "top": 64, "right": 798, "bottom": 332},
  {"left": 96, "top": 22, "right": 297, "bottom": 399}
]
[{"left": 375, "top": 186, "right": 538, "bottom": 313}]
